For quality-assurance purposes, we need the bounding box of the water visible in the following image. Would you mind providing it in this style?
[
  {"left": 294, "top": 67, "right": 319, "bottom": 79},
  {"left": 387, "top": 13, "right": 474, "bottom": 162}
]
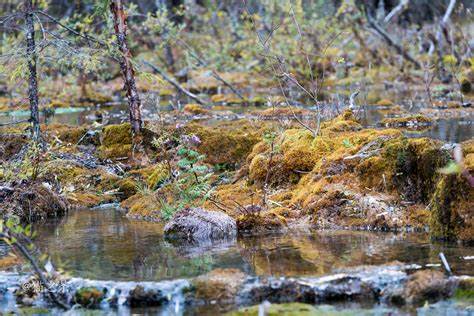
[{"left": 29, "top": 208, "right": 473, "bottom": 282}]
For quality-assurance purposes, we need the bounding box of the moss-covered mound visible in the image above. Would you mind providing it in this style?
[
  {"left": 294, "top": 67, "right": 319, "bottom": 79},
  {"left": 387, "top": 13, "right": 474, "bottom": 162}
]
[
  {"left": 186, "top": 120, "right": 268, "bottom": 168},
  {"left": 98, "top": 123, "right": 133, "bottom": 160},
  {"left": 207, "top": 110, "right": 473, "bottom": 241}
]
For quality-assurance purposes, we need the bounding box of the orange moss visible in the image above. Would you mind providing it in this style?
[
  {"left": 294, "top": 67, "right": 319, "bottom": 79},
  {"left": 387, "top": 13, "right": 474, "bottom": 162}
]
[{"left": 183, "top": 103, "right": 209, "bottom": 115}]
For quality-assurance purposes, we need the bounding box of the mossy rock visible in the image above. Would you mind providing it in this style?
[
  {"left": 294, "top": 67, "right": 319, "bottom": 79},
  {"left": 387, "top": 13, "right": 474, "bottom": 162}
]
[
  {"left": 227, "top": 303, "right": 330, "bottom": 316},
  {"left": 183, "top": 103, "right": 209, "bottom": 115},
  {"left": 74, "top": 286, "right": 105, "bottom": 307},
  {"left": 186, "top": 120, "right": 266, "bottom": 167},
  {"left": 429, "top": 174, "right": 473, "bottom": 242},
  {"left": 99, "top": 123, "right": 132, "bottom": 159},
  {"left": 237, "top": 211, "right": 286, "bottom": 234},
  {"left": 117, "top": 178, "right": 138, "bottom": 199}
]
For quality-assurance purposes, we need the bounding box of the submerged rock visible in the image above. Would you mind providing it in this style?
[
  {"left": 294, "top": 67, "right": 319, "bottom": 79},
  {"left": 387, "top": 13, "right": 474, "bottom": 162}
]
[
  {"left": 192, "top": 268, "right": 246, "bottom": 303},
  {"left": 164, "top": 208, "right": 237, "bottom": 242}
]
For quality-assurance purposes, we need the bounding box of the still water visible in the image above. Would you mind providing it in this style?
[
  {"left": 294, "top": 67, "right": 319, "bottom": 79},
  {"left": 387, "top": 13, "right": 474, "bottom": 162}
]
[{"left": 32, "top": 208, "right": 473, "bottom": 282}]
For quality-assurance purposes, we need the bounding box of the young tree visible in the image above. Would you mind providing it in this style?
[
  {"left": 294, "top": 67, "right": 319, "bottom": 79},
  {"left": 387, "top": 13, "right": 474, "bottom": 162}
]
[
  {"left": 24, "top": 0, "right": 41, "bottom": 143},
  {"left": 109, "top": 0, "right": 143, "bottom": 135}
]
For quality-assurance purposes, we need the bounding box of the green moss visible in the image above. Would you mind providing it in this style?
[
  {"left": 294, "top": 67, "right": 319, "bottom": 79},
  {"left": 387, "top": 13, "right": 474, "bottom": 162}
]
[
  {"left": 147, "top": 163, "right": 170, "bottom": 189},
  {"left": 99, "top": 123, "right": 132, "bottom": 159},
  {"left": 227, "top": 303, "right": 354, "bottom": 316},
  {"left": 186, "top": 120, "right": 266, "bottom": 167},
  {"left": 117, "top": 178, "right": 138, "bottom": 199},
  {"left": 74, "top": 287, "right": 104, "bottom": 307},
  {"left": 429, "top": 174, "right": 473, "bottom": 242}
]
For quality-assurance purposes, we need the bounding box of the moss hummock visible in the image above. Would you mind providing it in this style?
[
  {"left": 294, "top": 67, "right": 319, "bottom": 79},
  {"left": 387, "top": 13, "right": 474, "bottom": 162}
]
[{"left": 98, "top": 123, "right": 133, "bottom": 160}]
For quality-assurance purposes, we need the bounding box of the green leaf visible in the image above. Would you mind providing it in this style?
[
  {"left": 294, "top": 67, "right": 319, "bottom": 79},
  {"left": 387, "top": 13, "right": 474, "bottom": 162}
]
[
  {"left": 342, "top": 139, "right": 353, "bottom": 148},
  {"left": 438, "top": 161, "right": 462, "bottom": 175}
]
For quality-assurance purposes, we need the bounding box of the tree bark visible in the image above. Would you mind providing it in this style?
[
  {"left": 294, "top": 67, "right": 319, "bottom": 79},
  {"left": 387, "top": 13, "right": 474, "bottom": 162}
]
[
  {"left": 24, "top": 0, "right": 41, "bottom": 143},
  {"left": 110, "top": 0, "right": 142, "bottom": 134}
]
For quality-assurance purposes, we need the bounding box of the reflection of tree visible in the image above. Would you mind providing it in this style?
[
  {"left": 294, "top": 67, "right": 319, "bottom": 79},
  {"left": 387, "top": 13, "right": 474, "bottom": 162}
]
[
  {"left": 33, "top": 209, "right": 226, "bottom": 281},
  {"left": 236, "top": 230, "right": 460, "bottom": 277}
]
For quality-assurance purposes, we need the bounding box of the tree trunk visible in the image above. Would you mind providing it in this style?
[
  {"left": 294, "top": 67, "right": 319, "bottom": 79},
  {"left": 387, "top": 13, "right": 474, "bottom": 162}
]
[
  {"left": 110, "top": 0, "right": 142, "bottom": 134},
  {"left": 24, "top": 0, "right": 41, "bottom": 143}
]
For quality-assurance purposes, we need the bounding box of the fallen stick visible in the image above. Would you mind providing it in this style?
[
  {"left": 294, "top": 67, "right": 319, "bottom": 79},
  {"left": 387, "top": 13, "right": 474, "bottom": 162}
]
[
  {"left": 439, "top": 252, "right": 452, "bottom": 275},
  {"left": 143, "top": 60, "right": 208, "bottom": 106}
]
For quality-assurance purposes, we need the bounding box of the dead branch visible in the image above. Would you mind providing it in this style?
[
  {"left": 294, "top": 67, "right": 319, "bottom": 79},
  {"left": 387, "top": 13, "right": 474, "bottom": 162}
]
[
  {"left": 365, "top": 7, "right": 421, "bottom": 69},
  {"left": 383, "top": 0, "right": 409, "bottom": 24},
  {"left": 175, "top": 39, "right": 246, "bottom": 101},
  {"left": 143, "top": 60, "right": 208, "bottom": 106}
]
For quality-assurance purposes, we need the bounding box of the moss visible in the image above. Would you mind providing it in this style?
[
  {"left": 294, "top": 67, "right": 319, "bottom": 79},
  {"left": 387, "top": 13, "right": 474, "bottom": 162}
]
[
  {"left": 375, "top": 99, "right": 394, "bottom": 106},
  {"left": 355, "top": 156, "right": 387, "bottom": 189},
  {"left": 237, "top": 211, "right": 286, "bottom": 234},
  {"left": 183, "top": 103, "right": 209, "bottom": 115},
  {"left": 210, "top": 93, "right": 243, "bottom": 105},
  {"left": 429, "top": 174, "right": 473, "bottom": 242},
  {"left": 146, "top": 163, "right": 170, "bottom": 189},
  {"left": 44, "top": 124, "right": 91, "bottom": 144},
  {"left": 68, "top": 192, "right": 110, "bottom": 208},
  {"left": 227, "top": 303, "right": 325, "bottom": 316},
  {"left": 116, "top": 178, "right": 138, "bottom": 199},
  {"left": 122, "top": 193, "right": 161, "bottom": 219},
  {"left": 98, "top": 123, "right": 132, "bottom": 159},
  {"left": 455, "top": 277, "right": 474, "bottom": 301},
  {"left": 256, "top": 106, "right": 310, "bottom": 119},
  {"left": 380, "top": 115, "right": 432, "bottom": 128},
  {"left": 74, "top": 287, "right": 104, "bottom": 307},
  {"left": 186, "top": 120, "right": 266, "bottom": 167}
]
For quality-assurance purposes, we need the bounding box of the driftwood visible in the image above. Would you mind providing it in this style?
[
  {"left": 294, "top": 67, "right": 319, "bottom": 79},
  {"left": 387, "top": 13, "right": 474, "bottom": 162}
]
[{"left": 143, "top": 60, "right": 208, "bottom": 106}]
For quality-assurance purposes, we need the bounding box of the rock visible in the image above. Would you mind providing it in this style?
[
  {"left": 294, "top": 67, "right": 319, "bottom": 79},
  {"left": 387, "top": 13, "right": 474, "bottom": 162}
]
[
  {"left": 192, "top": 268, "right": 246, "bottom": 303},
  {"left": 129, "top": 285, "right": 166, "bottom": 307},
  {"left": 402, "top": 270, "right": 456, "bottom": 304},
  {"left": 74, "top": 287, "right": 105, "bottom": 307},
  {"left": 164, "top": 208, "right": 237, "bottom": 242}
]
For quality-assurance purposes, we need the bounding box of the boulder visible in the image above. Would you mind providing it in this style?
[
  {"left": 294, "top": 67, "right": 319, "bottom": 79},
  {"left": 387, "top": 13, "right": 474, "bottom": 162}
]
[{"left": 164, "top": 208, "right": 237, "bottom": 242}]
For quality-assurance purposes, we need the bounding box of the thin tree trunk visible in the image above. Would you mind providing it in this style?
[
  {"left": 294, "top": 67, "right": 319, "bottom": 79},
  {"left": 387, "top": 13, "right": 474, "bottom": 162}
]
[
  {"left": 24, "top": 0, "right": 41, "bottom": 143},
  {"left": 110, "top": 0, "right": 142, "bottom": 135}
]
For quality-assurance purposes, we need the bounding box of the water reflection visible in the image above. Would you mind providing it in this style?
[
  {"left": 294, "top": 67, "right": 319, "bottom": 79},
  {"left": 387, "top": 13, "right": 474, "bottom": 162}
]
[{"left": 33, "top": 208, "right": 473, "bottom": 281}]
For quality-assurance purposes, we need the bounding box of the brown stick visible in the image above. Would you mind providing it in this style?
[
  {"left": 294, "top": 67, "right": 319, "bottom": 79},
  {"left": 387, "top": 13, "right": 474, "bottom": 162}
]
[
  {"left": 110, "top": 0, "right": 142, "bottom": 135},
  {"left": 143, "top": 60, "right": 208, "bottom": 105}
]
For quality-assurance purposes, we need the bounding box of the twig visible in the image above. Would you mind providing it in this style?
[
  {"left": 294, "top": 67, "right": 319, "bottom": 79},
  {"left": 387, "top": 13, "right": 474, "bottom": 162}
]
[
  {"left": 0, "top": 232, "right": 70, "bottom": 309},
  {"left": 439, "top": 252, "right": 452, "bottom": 275},
  {"left": 143, "top": 60, "right": 207, "bottom": 105}
]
